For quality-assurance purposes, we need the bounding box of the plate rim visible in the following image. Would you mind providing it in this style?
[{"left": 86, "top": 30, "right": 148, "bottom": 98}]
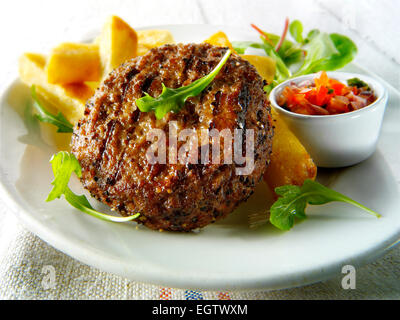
[{"left": 1, "top": 155, "right": 399, "bottom": 291}]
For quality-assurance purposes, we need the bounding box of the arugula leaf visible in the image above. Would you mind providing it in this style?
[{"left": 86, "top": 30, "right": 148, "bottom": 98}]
[
  {"left": 280, "top": 46, "right": 304, "bottom": 67},
  {"left": 289, "top": 20, "right": 304, "bottom": 44},
  {"left": 47, "top": 151, "right": 82, "bottom": 201},
  {"left": 47, "top": 152, "right": 140, "bottom": 223},
  {"left": 259, "top": 39, "right": 292, "bottom": 83},
  {"left": 31, "top": 86, "right": 73, "bottom": 133},
  {"left": 232, "top": 41, "right": 251, "bottom": 54},
  {"left": 270, "top": 180, "right": 381, "bottom": 231},
  {"left": 136, "top": 49, "right": 232, "bottom": 119},
  {"left": 241, "top": 20, "right": 358, "bottom": 86},
  {"left": 294, "top": 33, "right": 357, "bottom": 76},
  {"left": 232, "top": 41, "right": 264, "bottom": 54},
  {"left": 63, "top": 188, "right": 140, "bottom": 223}
]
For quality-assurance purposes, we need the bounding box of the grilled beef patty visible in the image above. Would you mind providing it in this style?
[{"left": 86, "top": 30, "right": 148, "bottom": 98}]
[{"left": 71, "top": 43, "right": 273, "bottom": 231}]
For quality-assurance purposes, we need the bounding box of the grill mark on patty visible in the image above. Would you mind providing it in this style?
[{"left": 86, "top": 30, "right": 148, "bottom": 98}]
[
  {"left": 130, "top": 108, "right": 140, "bottom": 123},
  {"left": 193, "top": 59, "right": 210, "bottom": 74},
  {"left": 182, "top": 56, "right": 194, "bottom": 76},
  {"left": 121, "top": 68, "right": 139, "bottom": 103},
  {"left": 96, "top": 119, "right": 117, "bottom": 172},
  {"left": 237, "top": 84, "right": 251, "bottom": 156},
  {"left": 238, "top": 84, "right": 250, "bottom": 129},
  {"left": 111, "top": 151, "right": 126, "bottom": 186},
  {"left": 141, "top": 75, "right": 154, "bottom": 94},
  {"left": 212, "top": 91, "right": 222, "bottom": 114},
  {"left": 112, "top": 130, "right": 135, "bottom": 185}
]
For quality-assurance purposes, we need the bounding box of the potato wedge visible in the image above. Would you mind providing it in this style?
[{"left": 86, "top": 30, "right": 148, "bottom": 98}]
[
  {"left": 99, "top": 16, "right": 138, "bottom": 77},
  {"left": 19, "top": 53, "right": 47, "bottom": 84},
  {"left": 204, "top": 33, "right": 277, "bottom": 84},
  {"left": 239, "top": 53, "right": 316, "bottom": 190},
  {"left": 46, "top": 43, "right": 101, "bottom": 84},
  {"left": 137, "top": 29, "right": 175, "bottom": 56},
  {"left": 240, "top": 55, "right": 276, "bottom": 84},
  {"left": 204, "top": 31, "right": 235, "bottom": 52},
  {"left": 19, "top": 53, "right": 93, "bottom": 124},
  {"left": 264, "top": 108, "right": 317, "bottom": 191},
  {"left": 85, "top": 81, "right": 100, "bottom": 91}
]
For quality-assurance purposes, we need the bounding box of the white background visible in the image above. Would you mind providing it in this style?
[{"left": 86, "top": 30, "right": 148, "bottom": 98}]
[{"left": 0, "top": 0, "right": 399, "bottom": 89}]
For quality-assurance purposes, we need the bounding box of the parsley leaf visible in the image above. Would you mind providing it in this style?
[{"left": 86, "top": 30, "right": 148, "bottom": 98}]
[
  {"left": 47, "top": 152, "right": 140, "bottom": 223},
  {"left": 270, "top": 180, "right": 381, "bottom": 231},
  {"left": 135, "top": 49, "right": 232, "bottom": 119},
  {"left": 31, "top": 86, "right": 73, "bottom": 133}
]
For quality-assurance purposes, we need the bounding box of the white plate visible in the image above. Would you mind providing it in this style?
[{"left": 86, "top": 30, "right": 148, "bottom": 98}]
[{"left": 1, "top": 25, "right": 400, "bottom": 291}]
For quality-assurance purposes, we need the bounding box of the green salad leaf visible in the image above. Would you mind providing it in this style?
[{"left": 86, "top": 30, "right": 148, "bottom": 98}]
[
  {"left": 289, "top": 20, "right": 304, "bottom": 44},
  {"left": 232, "top": 19, "right": 358, "bottom": 88},
  {"left": 270, "top": 180, "right": 381, "bottom": 231},
  {"left": 47, "top": 152, "right": 140, "bottom": 223},
  {"left": 294, "top": 33, "right": 358, "bottom": 76},
  {"left": 259, "top": 38, "right": 292, "bottom": 83},
  {"left": 31, "top": 86, "right": 73, "bottom": 133},
  {"left": 136, "top": 49, "right": 232, "bottom": 119},
  {"left": 263, "top": 33, "right": 303, "bottom": 67},
  {"left": 305, "top": 29, "right": 320, "bottom": 44}
]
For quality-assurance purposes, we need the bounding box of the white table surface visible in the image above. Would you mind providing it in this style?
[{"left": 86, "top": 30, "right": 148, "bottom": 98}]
[{"left": 0, "top": 0, "right": 399, "bottom": 299}]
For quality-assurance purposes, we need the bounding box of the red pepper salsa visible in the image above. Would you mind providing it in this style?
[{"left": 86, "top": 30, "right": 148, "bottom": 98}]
[{"left": 277, "top": 71, "right": 377, "bottom": 115}]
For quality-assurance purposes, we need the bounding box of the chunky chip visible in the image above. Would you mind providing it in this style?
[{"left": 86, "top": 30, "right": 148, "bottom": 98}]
[
  {"left": 137, "top": 29, "right": 175, "bottom": 56},
  {"left": 204, "top": 31, "right": 235, "bottom": 52},
  {"left": 46, "top": 43, "right": 101, "bottom": 84},
  {"left": 19, "top": 53, "right": 92, "bottom": 124},
  {"left": 265, "top": 108, "right": 317, "bottom": 191},
  {"left": 99, "top": 15, "right": 138, "bottom": 77}
]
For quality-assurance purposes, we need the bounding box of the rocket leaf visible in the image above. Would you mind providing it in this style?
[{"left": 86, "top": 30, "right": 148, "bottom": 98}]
[
  {"left": 31, "top": 86, "right": 73, "bottom": 133},
  {"left": 46, "top": 152, "right": 140, "bottom": 223},
  {"left": 270, "top": 180, "right": 381, "bottom": 231},
  {"left": 136, "top": 49, "right": 231, "bottom": 119}
]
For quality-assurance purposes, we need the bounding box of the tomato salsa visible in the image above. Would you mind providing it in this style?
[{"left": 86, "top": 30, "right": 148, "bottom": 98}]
[{"left": 277, "top": 71, "right": 377, "bottom": 115}]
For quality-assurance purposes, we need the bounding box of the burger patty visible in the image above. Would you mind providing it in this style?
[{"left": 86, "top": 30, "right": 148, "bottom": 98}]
[{"left": 71, "top": 43, "right": 273, "bottom": 231}]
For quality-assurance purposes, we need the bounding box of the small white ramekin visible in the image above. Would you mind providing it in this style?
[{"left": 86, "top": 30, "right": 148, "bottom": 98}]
[{"left": 270, "top": 72, "right": 388, "bottom": 168}]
